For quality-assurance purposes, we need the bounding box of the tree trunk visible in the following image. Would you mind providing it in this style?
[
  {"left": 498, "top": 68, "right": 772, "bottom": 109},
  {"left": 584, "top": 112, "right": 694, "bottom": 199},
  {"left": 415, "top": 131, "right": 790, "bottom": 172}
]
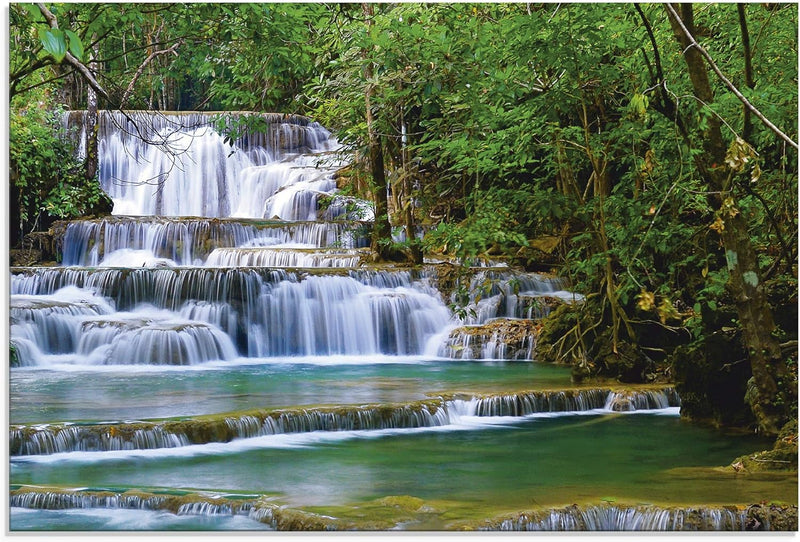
[
  {"left": 737, "top": 3, "right": 755, "bottom": 142},
  {"left": 362, "top": 3, "right": 394, "bottom": 261},
  {"left": 84, "top": 38, "right": 99, "bottom": 183},
  {"left": 666, "top": 3, "right": 790, "bottom": 436},
  {"left": 400, "top": 112, "right": 422, "bottom": 264}
]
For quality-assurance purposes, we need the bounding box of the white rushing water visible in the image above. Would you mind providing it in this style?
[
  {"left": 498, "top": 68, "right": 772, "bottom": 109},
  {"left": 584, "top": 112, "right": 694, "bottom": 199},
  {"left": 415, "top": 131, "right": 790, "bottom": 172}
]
[
  {"left": 12, "top": 111, "right": 572, "bottom": 365},
  {"left": 75, "top": 111, "right": 347, "bottom": 218}
]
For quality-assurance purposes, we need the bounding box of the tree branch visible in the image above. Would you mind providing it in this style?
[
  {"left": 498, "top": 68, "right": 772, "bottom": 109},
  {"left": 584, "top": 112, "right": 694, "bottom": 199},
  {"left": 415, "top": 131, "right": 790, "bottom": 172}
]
[
  {"left": 664, "top": 3, "right": 797, "bottom": 150},
  {"left": 36, "top": 2, "right": 109, "bottom": 101},
  {"left": 119, "top": 40, "right": 183, "bottom": 108}
]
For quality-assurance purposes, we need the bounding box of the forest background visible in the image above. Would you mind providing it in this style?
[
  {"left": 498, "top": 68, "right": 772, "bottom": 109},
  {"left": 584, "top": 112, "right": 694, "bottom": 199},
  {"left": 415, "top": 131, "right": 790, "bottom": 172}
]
[{"left": 8, "top": 3, "right": 798, "bottom": 446}]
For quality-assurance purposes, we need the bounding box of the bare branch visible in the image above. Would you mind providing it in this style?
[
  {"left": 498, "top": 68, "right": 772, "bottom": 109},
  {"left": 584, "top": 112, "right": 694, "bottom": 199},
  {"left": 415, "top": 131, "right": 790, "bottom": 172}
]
[
  {"left": 664, "top": 3, "right": 797, "bottom": 150},
  {"left": 119, "top": 40, "right": 183, "bottom": 108},
  {"left": 36, "top": 2, "right": 109, "bottom": 101}
]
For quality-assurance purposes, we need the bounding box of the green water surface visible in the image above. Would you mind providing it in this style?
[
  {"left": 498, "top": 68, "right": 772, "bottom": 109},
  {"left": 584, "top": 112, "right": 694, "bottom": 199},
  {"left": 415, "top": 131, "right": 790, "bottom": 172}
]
[
  {"left": 10, "top": 411, "right": 792, "bottom": 517},
  {"left": 10, "top": 359, "right": 571, "bottom": 423}
]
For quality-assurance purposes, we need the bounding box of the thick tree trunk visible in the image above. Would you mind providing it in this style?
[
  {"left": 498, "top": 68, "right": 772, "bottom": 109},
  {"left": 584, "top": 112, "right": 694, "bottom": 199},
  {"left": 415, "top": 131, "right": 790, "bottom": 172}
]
[
  {"left": 366, "top": 103, "right": 393, "bottom": 260},
  {"left": 666, "top": 3, "right": 790, "bottom": 436},
  {"left": 362, "top": 3, "right": 394, "bottom": 261}
]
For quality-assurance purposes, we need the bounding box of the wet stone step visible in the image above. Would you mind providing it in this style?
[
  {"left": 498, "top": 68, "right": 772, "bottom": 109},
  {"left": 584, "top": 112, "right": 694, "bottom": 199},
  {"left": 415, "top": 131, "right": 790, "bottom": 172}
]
[
  {"left": 10, "top": 387, "right": 679, "bottom": 455},
  {"left": 10, "top": 486, "right": 797, "bottom": 531},
  {"left": 482, "top": 503, "right": 798, "bottom": 531}
]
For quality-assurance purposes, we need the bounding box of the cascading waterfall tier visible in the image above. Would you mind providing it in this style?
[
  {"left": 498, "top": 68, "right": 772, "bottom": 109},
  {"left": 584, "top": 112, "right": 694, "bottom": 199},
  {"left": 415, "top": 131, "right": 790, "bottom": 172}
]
[
  {"left": 11, "top": 486, "right": 796, "bottom": 531},
  {"left": 439, "top": 318, "right": 541, "bottom": 360},
  {"left": 10, "top": 387, "right": 680, "bottom": 455},
  {"left": 486, "top": 504, "right": 787, "bottom": 531},
  {"left": 10, "top": 267, "right": 452, "bottom": 364},
  {"left": 65, "top": 111, "right": 352, "bottom": 219},
  {"left": 10, "top": 487, "right": 263, "bottom": 522},
  {"left": 455, "top": 269, "right": 582, "bottom": 325},
  {"left": 57, "top": 216, "right": 371, "bottom": 267},
  {"left": 10, "top": 262, "right": 586, "bottom": 364}
]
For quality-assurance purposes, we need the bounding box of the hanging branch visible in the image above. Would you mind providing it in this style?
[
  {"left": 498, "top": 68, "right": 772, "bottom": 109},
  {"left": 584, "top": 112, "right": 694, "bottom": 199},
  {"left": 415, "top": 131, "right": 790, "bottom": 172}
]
[
  {"left": 36, "top": 3, "right": 109, "bottom": 101},
  {"left": 664, "top": 3, "right": 797, "bottom": 150}
]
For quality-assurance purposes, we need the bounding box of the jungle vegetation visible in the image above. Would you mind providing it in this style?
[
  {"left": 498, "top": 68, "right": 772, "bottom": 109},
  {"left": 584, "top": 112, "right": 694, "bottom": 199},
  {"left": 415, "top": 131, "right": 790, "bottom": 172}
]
[{"left": 9, "top": 3, "right": 798, "bottom": 437}]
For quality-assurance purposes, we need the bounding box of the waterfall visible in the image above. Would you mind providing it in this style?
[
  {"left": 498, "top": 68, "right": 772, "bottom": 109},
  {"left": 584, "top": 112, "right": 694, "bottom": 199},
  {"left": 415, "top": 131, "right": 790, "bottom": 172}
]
[
  {"left": 205, "top": 247, "right": 367, "bottom": 268},
  {"left": 10, "top": 485, "right": 795, "bottom": 532},
  {"left": 10, "top": 267, "right": 453, "bottom": 362},
  {"left": 492, "top": 505, "right": 752, "bottom": 531},
  {"left": 59, "top": 215, "right": 370, "bottom": 267},
  {"left": 10, "top": 488, "right": 257, "bottom": 519},
  {"left": 11, "top": 111, "right": 782, "bottom": 533},
  {"left": 456, "top": 270, "right": 582, "bottom": 325},
  {"left": 64, "top": 111, "right": 348, "bottom": 219},
  {"left": 13, "top": 112, "right": 580, "bottom": 366},
  {"left": 10, "top": 388, "right": 679, "bottom": 455},
  {"left": 438, "top": 318, "right": 540, "bottom": 360}
]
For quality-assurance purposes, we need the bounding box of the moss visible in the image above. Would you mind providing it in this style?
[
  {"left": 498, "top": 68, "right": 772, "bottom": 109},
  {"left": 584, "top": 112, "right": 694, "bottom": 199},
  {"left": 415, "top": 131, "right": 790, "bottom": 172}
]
[{"left": 270, "top": 507, "right": 346, "bottom": 530}]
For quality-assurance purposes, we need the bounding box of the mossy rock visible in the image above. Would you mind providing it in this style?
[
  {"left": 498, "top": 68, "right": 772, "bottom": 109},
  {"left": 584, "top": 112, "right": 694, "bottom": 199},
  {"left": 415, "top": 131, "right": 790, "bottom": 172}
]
[
  {"left": 591, "top": 334, "right": 652, "bottom": 383},
  {"left": 731, "top": 419, "right": 798, "bottom": 473}
]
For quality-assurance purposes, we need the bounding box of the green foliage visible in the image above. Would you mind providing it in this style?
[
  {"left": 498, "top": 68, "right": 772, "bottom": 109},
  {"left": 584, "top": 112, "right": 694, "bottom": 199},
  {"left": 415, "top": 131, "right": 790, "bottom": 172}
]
[
  {"left": 421, "top": 189, "right": 529, "bottom": 262},
  {"left": 7, "top": 3, "right": 798, "bottom": 399},
  {"left": 10, "top": 90, "right": 108, "bottom": 236}
]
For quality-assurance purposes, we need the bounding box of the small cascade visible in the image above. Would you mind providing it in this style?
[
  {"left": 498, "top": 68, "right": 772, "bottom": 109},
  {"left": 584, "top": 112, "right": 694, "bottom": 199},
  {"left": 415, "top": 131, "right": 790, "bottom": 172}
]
[
  {"left": 59, "top": 216, "right": 370, "bottom": 266},
  {"left": 205, "top": 247, "right": 367, "bottom": 268},
  {"left": 604, "top": 389, "right": 680, "bottom": 411},
  {"left": 10, "top": 487, "right": 257, "bottom": 519},
  {"left": 458, "top": 270, "right": 581, "bottom": 325},
  {"left": 11, "top": 284, "right": 240, "bottom": 366},
  {"left": 10, "top": 388, "right": 679, "bottom": 455},
  {"left": 439, "top": 318, "right": 540, "bottom": 360},
  {"left": 490, "top": 504, "right": 753, "bottom": 531},
  {"left": 78, "top": 315, "right": 239, "bottom": 365},
  {"left": 10, "top": 490, "right": 169, "bottom": 511},
  {"left": 10, "top": 287, "right": 115, "bottom": 362},
  {"left": 252, "top": 275, "right": 452, "bottom": 356},
  {"left": 452, "top": 387, "right": 678, "bottom": 417}
]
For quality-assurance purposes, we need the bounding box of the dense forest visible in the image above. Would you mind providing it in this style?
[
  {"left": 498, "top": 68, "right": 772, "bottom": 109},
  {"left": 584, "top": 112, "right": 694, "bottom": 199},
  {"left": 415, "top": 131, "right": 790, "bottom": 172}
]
[{"left": 9, "top": 2, "right": 798, "bottom": 445}]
